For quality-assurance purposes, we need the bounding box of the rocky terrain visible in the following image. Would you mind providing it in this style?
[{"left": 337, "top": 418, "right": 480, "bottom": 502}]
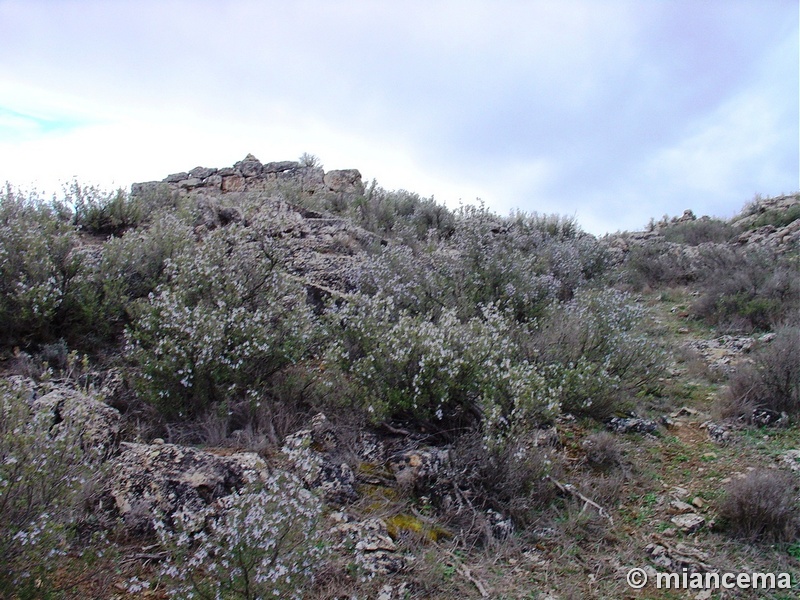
[{"left": 1, "top": 156, "right": 799, "bottom": 599}]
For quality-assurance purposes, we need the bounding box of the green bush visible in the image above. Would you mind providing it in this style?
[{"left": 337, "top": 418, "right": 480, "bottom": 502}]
[
  {"left": 64, "top": 181, "right": 145, "bottom": 236},
  {"left": 533, "top": 289, "right": 666, "bottom": 419},
  {"left": 326, "top": 295, "right": 557, "bottom": 437},
  {"left": 623, "top": 240, "right": 695, "bottom": 289},
  {"left": 0, "top": 186, "right": 86, "bottom": 347},
  {"left": 125, "top": 225, "right": 317, "bottom": 419},
  {"left": 748, "top": 202, "right": 800, "bottom": 230},
  {"left": 718, "top": 470, "right": 799, "bottom": 543},
  {"left": 723, "top": 324, "right": 800, "bottom": 418},
  {"left": 660, "top": 218, "right": 739, "bottom": 245},
  {"left": 96, "top": 212, "right": 194, "bottom": 334},
  {"left": 355, "top": 205, "right": 609, "bottom": 324},
  {"left": 692, "top": 247, "right": 799, "bottom": 332}
]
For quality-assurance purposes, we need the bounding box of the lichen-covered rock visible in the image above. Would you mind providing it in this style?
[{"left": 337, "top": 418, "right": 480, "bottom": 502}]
[
  {"left": 328, "top": 512, "right": 404, "bottom": 574},
  {"left": 281, "top": 415, "right": 357, "bottom": 503},
  {"left": 388, "top": 447, "right": 450, "bottom": 490},
  {"left": 670, "top": 513, "right": 705, "bottom": 534},
  {"left": 32, "top": 387, "right": 121, "bottom": 455},
  {"left": 324, "top": 169, "right": 364, "bottom": 195},
  {"left": 106, "top": 442, "right": 268, "bottom": 532}
]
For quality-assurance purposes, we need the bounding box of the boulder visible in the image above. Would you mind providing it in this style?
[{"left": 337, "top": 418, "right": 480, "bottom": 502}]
[
  {"left": 324, "top": 169, "right": 364, "bottom": 194},
  {"left": 188, "top": 166, "right": 218, "bottom": 179},
  {"left": 388, "top": 447, "right": 450, "bottom": 490},
  {"left": 234, "top": 154, "right": 263, "bottom": 177},
  {"left": 164, "top": 172, "right": 188, "bottom": 183},
  {"left": 670, "top": 513, "right": 705, "bottom": 534},
  {"left": 328, "top": 512, "right": 404, "bottom": 574},
  {"left": 263, "top": 160, "right": 300, "bottom": 173},
  {"left": 607, "top": 417, "right": 658, "bottom": 434},
  {"left": 106, "top": 442, "right": 268, "bottom": 532},
  {"left": 32, "top": 387, "right": 121, "bottom": 455}
]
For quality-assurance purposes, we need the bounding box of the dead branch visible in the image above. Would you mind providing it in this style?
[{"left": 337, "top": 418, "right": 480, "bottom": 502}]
[{"left": 548, "top": 476, "right": 614, "bottom": 525}]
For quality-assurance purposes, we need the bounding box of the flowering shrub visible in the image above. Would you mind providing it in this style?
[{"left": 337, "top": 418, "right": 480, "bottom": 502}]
[
  {"left": 326, "top": 295, "right": 558, "bottom": 437},
  {"left": 0, "top": 186, "right": 84, "bottom": 347},
  {"left": 354, "top": 205, "right": 609, "bottom": 325},
  {"left": 126, "top": 225, "right": 317, "bottom": 419},
  {"left": 534, "top": 289, "right": 665, "bottom": 418},
  {"left": 0, "top": 379, "right": 101, "bottom": 595},
  {"left": 97, "top": 211, "right": 194, "bottom": 329},
  {"left": 157, "top": 472, "right": 328, "bottom": 600}
]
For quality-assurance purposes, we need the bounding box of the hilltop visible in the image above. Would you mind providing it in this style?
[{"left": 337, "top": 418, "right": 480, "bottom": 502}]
[{"left": 1, "top": 155, "right": 799, "bottom": 598}]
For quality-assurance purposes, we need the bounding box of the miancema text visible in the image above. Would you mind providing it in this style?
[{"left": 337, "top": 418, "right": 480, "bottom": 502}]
[{"left": 657, "top": 570, "right": 792, "bottom": 590}]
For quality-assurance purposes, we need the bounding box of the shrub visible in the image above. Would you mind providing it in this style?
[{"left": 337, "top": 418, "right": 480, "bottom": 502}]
[
  {"left": 661, "top": 218, "right": 739, "bottom": 245},
  {"left": 355, "top": 205, "right": 609, "bottom": 324},
  {"left": 692, "top": 246, "right": 799, "bottom": 332},
  {"left": 748, "top": 202, "right": 800, "bottom": 230},
  {"left": 443, "top": 431, "right": 557, "bottom": 542},
  {"left": 158, "top": 473, "right": 328, "bottom": 600},
  {"left": 722, "top": 325, "right": 800, "bottom": 418},
  {"left": 532, "top": 289, "right": 666, "bottom": 419},
  {"left": 582, "top": 432, "right": 621, "bottom": 471},
  {"left": 0, "top": 186, "right": 86, "bottom": 347},
  {"left": 0, "top": 379, "right": 102, "bottom": 595},
  {"left": 623, "top": 240, "right": 695, "bottom": 289},
  {"left": 325, "top": 296, "right": 558, "bottom": 438},
  {"left": 64, "top": 181, "right": 144, "bottom": 236},
  {"left": 96, "top": 212, "right": 194, "bottom": 331},
  {"left": 717, "top": 470, "right": 799, "bottom": 543},
  {"left": 125, "top": 225, "right": 317, "bottom": 419}
]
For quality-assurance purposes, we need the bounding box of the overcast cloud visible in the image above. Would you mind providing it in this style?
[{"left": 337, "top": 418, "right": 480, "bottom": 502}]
[{"left": 0, "top": 0, "right": 797, "bottom": 233}]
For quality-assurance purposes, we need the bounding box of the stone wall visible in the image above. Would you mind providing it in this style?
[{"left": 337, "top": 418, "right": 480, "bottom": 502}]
[{"left": 131, "top": 153, "right": 364, "bottom": 200}]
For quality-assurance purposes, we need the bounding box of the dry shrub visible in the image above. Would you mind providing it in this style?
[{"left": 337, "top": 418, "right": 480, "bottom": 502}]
[
  {"left": 691, "top": 247, "right": 799, "bottom": 332},
  {"left": 721, "top": 325, "right": 800, "bottom": 419},
  {"left": 583, "top": 432, "right": 622, "bottom": 471},
  {"left": 717, "top": 470, "right": 799, "bottom": 543},
  {"left": 443, "top": 431, "right": 558, "bottom": 545}
]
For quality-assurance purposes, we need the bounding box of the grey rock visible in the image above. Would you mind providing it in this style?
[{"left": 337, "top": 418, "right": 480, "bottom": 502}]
[
  {"left": 178, "top": 177, "right": 203, "bottom": 189},
  {"left": 388, "top": 447, "right": 450, "bottom": 490},
  {"left": 281, "top": 416, "right": 358, "bottom": 503},
  {"left": 671, "top": 513, "right": 705, "bottom": 533},
  {"left": 324, "top": 169, "right": 364, "bottom": 194},
  {"left": 263, "top": 160, "right": 300, "bottom": 173},
  {"left": 607, "top": 417, "right": 658, "bottom": 434},
  {"left": 32, "top": 387, "right": 121, "bottom": 455},
  {"left": 188, "top": 166, "right": 217, "bottom": 179},
  {"left": 234, "top": 154, "right": 263, "bottom": 177},
  {"left": 328, "top": 514, "right": 404, "bottom": 574},
  {"left": 106, "top": 442, "right": 267, "bottom": 533},
  {"left": 164, "top": 171, "right": 188, "bottom": 183},
  {"left": 703, "top": 421, "right": 731, "bottom": 445}
]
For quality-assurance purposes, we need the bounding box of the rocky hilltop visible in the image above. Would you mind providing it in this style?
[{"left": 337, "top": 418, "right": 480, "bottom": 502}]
[{"left": 132, "top": 153, "right": 364, "bottom": 200}]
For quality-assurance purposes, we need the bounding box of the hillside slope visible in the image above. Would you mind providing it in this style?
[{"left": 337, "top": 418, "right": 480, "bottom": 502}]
[{"left": 1, "top": 157, "right": 799, "bottom": 599}]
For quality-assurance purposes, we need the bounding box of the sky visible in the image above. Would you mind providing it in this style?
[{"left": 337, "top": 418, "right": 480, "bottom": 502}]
[{"left": 0, "top": 1, "right": 797, "bottom": 234}]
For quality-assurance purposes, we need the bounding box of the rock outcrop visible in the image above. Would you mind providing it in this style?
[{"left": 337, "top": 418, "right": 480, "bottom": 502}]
[
  {"left": 132, "top": 153, "right": 365, "bottom": 202},
  {"left": 131, "top": 155, "right": 381, "bottom": 298}
]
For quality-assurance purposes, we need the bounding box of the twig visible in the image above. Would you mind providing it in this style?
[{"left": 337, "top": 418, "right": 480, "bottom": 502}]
[
  {"left": 380, "top": 422, "right": 410, "bottom": 436},
  {"left": 444, "top": 550, "right": 490, "bottom": 598},
  {"left": 548, "top": 476, "right": 614, "bottom": 525}
]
